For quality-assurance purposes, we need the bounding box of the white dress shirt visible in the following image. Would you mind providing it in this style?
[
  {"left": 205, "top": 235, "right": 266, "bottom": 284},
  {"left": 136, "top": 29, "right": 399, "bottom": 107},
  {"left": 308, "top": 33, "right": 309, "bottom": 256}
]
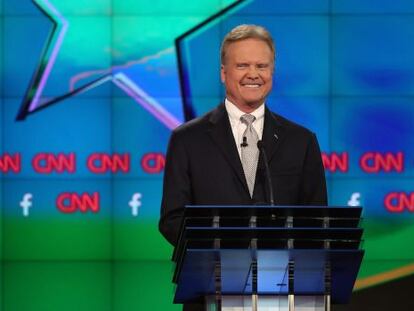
[{"left": 225, "top": 98, "right": 265, "bottom": 158}]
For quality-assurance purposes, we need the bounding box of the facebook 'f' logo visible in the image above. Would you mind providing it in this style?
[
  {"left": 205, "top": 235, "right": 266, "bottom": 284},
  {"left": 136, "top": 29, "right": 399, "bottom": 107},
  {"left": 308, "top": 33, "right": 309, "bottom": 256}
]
[
  {"left": 348, "top": 192, "right": 361, "bottom": 207},
  {"left": 129, "top": 193, "right": 142, "bottom": 217},
  {"left": 20, "top": 193, "right": 33, "bottom": 217}
]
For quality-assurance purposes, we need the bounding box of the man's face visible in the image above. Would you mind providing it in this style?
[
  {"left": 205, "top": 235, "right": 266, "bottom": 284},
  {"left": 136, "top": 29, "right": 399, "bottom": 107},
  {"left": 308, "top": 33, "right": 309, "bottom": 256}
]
[{"left": 221, "top": 38, "right": 274, "bottom": 112}]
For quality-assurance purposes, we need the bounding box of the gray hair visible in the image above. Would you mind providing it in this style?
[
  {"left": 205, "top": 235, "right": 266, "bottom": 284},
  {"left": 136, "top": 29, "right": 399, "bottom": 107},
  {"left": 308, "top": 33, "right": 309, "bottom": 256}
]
[{"left": 220, "top": 24, "right": 276, "bottom": 65}]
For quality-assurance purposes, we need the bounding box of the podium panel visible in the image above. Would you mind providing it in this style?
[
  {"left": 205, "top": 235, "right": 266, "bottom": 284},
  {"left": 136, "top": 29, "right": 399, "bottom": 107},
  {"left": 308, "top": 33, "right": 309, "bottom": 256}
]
[
  {"left": 174, "top": 249, "right": 363, "bottom": 304},
  {"left": 171, "top": 206, "right": 364, "bottom": 311}
]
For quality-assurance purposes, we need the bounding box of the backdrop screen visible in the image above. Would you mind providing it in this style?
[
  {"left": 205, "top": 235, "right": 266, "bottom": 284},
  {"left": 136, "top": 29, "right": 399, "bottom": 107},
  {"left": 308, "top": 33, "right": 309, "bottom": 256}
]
[{"left": 1, "top": 0, "right": 414, "bottom": 309}]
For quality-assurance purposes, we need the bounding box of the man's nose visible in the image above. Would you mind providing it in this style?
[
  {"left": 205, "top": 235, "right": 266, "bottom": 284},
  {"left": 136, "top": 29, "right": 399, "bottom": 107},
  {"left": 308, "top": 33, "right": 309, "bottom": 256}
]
[{"left": 246, "top": 66, "right": 259, "bottom": 79}]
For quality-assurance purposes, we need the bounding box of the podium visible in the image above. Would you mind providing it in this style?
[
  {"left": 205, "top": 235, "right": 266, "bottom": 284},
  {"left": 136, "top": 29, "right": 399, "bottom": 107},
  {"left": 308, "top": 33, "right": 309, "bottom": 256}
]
[{"left": 171, "top": 206, "right": 364, "bottom": 311}]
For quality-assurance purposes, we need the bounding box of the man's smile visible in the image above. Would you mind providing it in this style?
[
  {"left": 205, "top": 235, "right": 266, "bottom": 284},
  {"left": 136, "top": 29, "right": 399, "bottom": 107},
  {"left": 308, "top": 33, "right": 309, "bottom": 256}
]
[{"left": 241, "top": 83, "right": 262, "bottom": 88}]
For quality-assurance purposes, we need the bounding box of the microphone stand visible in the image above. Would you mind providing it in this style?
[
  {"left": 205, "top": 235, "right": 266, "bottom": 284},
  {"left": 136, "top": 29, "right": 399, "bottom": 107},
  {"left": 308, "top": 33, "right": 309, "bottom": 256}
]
[{"left": 257, "top": 140, "right": 275, "bottom": 206}]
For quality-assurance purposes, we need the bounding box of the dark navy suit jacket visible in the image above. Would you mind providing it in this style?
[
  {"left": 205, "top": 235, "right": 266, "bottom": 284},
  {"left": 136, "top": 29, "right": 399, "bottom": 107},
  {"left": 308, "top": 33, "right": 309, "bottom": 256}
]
[{"left": 159, "top": 104, "right": 327, "bottom": 246}]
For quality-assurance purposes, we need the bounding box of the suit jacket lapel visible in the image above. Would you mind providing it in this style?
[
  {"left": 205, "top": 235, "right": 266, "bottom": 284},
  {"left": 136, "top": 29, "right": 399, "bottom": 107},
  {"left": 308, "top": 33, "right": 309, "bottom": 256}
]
[
  {"left": 207, "top": 104, "right": 250, "bottom": 194},
  {"left": 261, "top": 107, "right": 285, "bottom": 163},
  {"left": 252, "top": 107, "right": 285, "bottom": 200}
]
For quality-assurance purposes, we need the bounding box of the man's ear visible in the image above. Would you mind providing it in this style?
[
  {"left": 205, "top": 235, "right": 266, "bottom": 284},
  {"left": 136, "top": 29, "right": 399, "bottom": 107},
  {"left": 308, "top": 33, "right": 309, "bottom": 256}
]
[
  {"left": 220, "top": 64, "right": 225, "bottom": 83},
  {"left": 271, "top": 61, "right": 276, "bottom": 74}
]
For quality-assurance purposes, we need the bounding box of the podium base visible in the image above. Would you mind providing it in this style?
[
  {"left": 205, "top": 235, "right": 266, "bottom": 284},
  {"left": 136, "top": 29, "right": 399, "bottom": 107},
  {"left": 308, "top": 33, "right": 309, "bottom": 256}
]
[{"left": 205, "top": 295, "right": 326, "bottom": 311}]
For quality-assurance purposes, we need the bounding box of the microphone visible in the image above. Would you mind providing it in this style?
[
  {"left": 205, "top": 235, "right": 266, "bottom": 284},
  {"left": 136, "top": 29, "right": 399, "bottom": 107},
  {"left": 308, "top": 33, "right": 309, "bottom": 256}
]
[
  {"left": 241, "top": 136, "right": 248, "bottom": 147},
  {"left": 257, "top": 140, "right": 275, "bottom": 206}
]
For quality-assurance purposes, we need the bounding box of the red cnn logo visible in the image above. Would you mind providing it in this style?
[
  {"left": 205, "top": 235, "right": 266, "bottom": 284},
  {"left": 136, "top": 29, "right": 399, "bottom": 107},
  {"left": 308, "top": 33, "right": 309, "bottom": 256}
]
[
  {"left": 322, "top": 152, "right": 349, "bottom": 173},
  {"left": 87, "top": 153, "right": 130, "bottom": 173},
  {"left": 141, "top": 153, "right": 165, "bottom": 174},
  {"left": 0, "top": 153, "right": 21, "bottom": 173},
  {"left": 360, "top": 152, "right": 404, "bottom": 173},
  {"left": 384, "top": 192, "right": 414, "bottom": 213},
  {"left": 56, "top": 192, "right": 100, "bottom": 213},
  {"left": 32, "top": 153, "right": 76, "bottom": 173}
]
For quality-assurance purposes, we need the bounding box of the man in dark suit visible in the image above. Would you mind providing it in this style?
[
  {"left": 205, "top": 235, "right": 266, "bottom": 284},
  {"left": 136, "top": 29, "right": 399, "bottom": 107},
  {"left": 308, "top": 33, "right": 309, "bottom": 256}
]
[{"left": 159, "top": 24, "right": 327, "bottom": 310}]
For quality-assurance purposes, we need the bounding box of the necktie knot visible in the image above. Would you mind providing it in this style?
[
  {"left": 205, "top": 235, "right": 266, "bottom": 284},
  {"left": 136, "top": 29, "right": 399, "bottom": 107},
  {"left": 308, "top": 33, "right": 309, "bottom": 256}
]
[{"left": 240, "top": 114, "right": 256, "bottom": 126}]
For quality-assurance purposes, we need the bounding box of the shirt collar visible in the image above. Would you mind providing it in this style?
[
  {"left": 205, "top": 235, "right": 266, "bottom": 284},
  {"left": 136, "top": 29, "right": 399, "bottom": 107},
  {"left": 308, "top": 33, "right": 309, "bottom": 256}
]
[{"left": 225, "top": 98, "right": 265, "bottom": 123}]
